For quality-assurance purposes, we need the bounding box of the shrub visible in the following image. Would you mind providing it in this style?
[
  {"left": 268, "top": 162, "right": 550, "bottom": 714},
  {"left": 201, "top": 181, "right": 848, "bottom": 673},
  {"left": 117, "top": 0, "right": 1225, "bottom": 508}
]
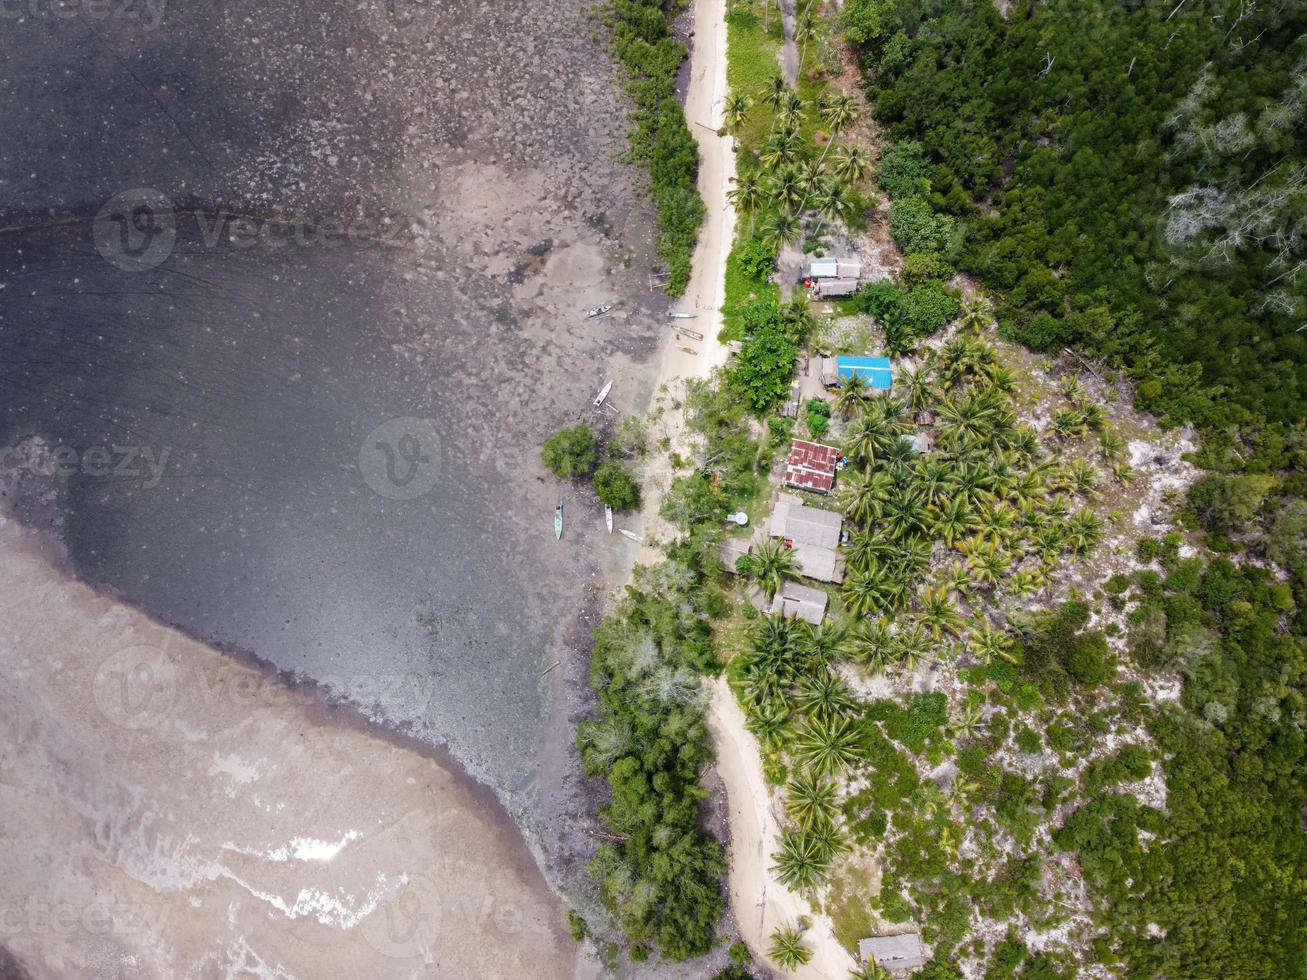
[
  {"left": 877, "top": 140, "right": 933, "bottom": 199},
  {"left": 593, "top": 460, "right": 640, "bottom": 510},
  {"left": 542, "top": 424, "right": 598, "bottom": 477},
  {"left": 888, "top": 197, "right": 959, "bottom": 258}
]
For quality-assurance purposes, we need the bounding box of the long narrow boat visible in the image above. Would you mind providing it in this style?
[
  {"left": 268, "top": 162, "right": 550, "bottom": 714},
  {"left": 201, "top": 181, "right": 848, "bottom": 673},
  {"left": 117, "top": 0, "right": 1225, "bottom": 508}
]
[
  {"left": 584, "top": 304, "right": 612, "bottom": 319},
  {"left": 618, "top": 528, "right": 643, "bottom": 543},
  {"left": 555, "top": 501, "right": 564, "bottom": 540},
  {"left": 593, "top": 379, "right": 613, "bottom": 409},
  {"left": 672, "top": 326, "right": 704, "bottom": 341},
  {"left": 666, "top": 310, "right": 696, "bottom": 319},
  {"left": 605, "top": 505, "right": 614, "bottom": 534}
]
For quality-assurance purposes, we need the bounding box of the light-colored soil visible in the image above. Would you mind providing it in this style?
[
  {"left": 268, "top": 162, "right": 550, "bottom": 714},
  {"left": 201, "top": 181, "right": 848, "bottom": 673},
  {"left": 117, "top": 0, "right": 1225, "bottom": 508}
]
[
  {"left": 706, "top": 677, "right": 857, "bottom": 979},
  {"left": 0, "top": 522, "right": 577, "bottom": 980},
  {"left": 632, "top": 0, "right": 737, "bottom": 556}
]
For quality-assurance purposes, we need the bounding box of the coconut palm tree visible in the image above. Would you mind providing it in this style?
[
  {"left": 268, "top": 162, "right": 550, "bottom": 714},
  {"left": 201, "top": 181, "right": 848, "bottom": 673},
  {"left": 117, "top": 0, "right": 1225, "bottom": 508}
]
[
  {"left": 842, "top": 565, "right": 890, "bottom": 619},
  {"left": 812, "top": 180, "right": 851, "bottom": 236},
  {"left": 744, "top": 700, "right": 790, "bottom": 748},
  {"left": 760, "top": 125, "right": 801, "bottom": 171},
  {"left": 805, "top": 621, "right": 849, "bottom": 667},
  {"left": 797, "top": 670, "right": 855, "bottom": 720},
  {"left": 919, "top": 586, "right": 964, "bottom": 638},
  {"left": 950, "top": 701, "right": 985, "bottom": 741},
  {"left": 850, "top": 618, "right": 899, "bottom": 673},
  {"left": 900, "top": 364, "right": 937, "bottom": 412},
  {"left": 793, "top": 714, "right": 861, "bottom": 777},
  {"left": 883, "top": 487, "right": 929, "bottom": 539},
  {"left": 785, "top": 769, "right": 840, "bottom": 829},
  {"left": 819, "top": 94, "right": 859, "bottom": 149},
  {"left": 970, "top": 624, "right": 1018, "bottom": 666},
  {"left": 772, "top": 828, "right": 832, "bottom": 891},
  {"left": 741, "top": 537, "right": 800, "bottom": 601},
  {"left": 727, "top": 171, "right": 766, "bottom": 235},
  {"left": 761, "top": 75, "right": 789, "bottom": 115},
  {"left": 832, "top": 144, "right": 871, "bottom": 185},
  {"left": 724, "top": 92, "right": 752, "bottom": 136},
  {"left": 839, "top": 471, "right": 888, "bottom": 527},
  {"left": 769, "top": 926, "right": 813, "bottom": 969},
  {"left": 761, "top": 212, "right": 802, "bottom": 251},
  {"left": 795, "top": 7, "right": 818, "bottom": 68},
  {"left": 958, "top": 294, "right": 993, "bottom": 333},
  {"left": 810, "top": 820, "right": 850, "bottom": 861},
  {"left": 833, "top": 371, "right": 872, "bottom": 419},
  {"left": 931, "top": 495, "right": 979, "bottom": 547},
  {"left": 770, "top": 166, "right": 804, "bottom": 212},
  {"left": 796, "top": 159, "right": 826, "bottom": 205}
]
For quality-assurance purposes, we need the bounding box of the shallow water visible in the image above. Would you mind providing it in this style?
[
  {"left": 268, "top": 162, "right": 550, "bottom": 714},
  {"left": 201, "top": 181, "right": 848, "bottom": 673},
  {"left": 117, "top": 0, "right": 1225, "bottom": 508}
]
[{"left": 0, "top": 0, "right": 661, "bottom": 895}]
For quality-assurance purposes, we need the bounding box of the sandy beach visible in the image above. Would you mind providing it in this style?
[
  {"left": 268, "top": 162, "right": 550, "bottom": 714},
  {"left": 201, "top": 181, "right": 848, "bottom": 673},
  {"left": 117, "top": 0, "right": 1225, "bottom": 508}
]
[
  {"left": 629, "top": 0, "right": 737, "bottom": 566},
  {"left": 708, "top": 679, "right": 858, "bottom": 978},
  {"left": 0, "top": 521, "right": 579, "bottom": 980}
]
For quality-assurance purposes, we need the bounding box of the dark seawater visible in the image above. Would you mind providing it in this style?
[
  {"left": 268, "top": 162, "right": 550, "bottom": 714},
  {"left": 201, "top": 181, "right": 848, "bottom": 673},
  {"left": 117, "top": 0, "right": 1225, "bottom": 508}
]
[{"left": 0, "top": 0, "right": 662, "bottom": 891}]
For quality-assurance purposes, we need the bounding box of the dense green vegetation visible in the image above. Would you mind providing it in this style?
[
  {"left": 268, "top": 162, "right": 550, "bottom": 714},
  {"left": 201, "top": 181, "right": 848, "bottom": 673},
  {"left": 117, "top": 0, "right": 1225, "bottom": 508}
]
[
  {"left": 610, "top": 0, "right": 704, "bottom": 295},
  {"left": 847, "top": 0, "right": 1306, "bottom": 443},
  {"left": 578, "top": 375, "right": 769, "bottom": 961},
  {"left": 542, "top": 424, "right": 598, "bottom": 477}
]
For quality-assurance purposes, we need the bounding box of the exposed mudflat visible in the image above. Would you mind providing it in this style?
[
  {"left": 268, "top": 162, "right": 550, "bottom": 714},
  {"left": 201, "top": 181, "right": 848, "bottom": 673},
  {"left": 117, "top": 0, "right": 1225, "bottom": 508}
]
[{"left": 0, "top": 0, "right": 671, "bottom": 973}]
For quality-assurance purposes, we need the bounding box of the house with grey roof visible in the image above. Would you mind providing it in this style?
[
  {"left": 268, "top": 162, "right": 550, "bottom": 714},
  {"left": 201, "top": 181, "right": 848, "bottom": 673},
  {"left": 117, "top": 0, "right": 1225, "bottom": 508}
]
[
  {"left": 858, "top": 932, "right": 927, "bottom": 975},
  {"left": 768, "top": 580, "right": 828, "bottom": 625},
  {"left": 768, "top": 493, "right": 845, "bottom": 584}
]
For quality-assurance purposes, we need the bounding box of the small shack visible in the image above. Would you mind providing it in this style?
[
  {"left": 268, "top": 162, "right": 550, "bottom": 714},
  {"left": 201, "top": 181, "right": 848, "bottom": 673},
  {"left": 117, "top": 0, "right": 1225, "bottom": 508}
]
[
  {"left": 813, "top": 277, "right": 860, "bottom": 300},
  {"left": 804, "top": 256, "right": 863, "bottom": 280},
  {"left": 719, "top": 536, "right": 752, "bottom": 574},
  {"left": 836, "top": 355, "right": 893, "bottom": 392},
  {"left": 769, "top": 493, "right": 845, "bottom": 583},
  {"left": 858, "top": 933, "right": 927, "bottom": 974},
  {"left": 768, "top": 580, "right": 828, "bottom": 625},
  {"left": 783, "top": 439, "right": 841, "bottom": 495}
]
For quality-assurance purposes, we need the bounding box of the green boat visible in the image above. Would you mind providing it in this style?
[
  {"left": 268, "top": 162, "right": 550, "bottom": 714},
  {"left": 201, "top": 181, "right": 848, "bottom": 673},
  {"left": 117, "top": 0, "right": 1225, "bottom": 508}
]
[{"left": 554, "top": 501, "right": 564, "bottom": 541}]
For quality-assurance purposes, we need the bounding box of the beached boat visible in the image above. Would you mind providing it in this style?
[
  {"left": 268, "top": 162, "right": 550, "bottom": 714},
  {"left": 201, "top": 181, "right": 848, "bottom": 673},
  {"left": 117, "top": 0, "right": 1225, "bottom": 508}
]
[
  {"left": 666, "top": 310, "right": 696, "bottom": 319},
  {"left": 584, "top": 304, "right": 612, "bottom": 320},
  {"left": 672, "top": 326, "right": 704, "bottom": 341},
  {"left": 554, "top": 501, "right": 563, "bottom": 540},
  {"left": 605, "top": 505, "right": 613, "bottom": 534},
  {"left": 678, "top": 346, "right": 698, "bottom": 356},
  {"left": 593, "top": 379, "right": 613, "bottom": 409},
  {"left": 618, "top": 528, "right": 642, "bottom": 543}
]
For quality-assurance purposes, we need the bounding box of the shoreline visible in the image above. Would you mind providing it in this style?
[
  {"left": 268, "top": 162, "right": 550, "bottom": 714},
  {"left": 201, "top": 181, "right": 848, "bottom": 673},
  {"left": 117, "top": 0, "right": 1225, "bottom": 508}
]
[
  {"left": 0, "top": 518, "right": 579, "bottom": 979},
  {"left": 633, "top": 0, "right": 737, "bottom": 557}
]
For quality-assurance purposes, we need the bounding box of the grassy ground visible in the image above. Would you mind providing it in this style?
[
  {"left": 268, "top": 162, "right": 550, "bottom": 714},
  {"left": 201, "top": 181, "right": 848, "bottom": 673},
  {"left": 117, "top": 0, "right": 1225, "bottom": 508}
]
[
  {"left": 821, "top": 854, "right": 882, "bottom": 955},
  {"left": 725, "top": 4, "right": 783, "bottom": 152}
]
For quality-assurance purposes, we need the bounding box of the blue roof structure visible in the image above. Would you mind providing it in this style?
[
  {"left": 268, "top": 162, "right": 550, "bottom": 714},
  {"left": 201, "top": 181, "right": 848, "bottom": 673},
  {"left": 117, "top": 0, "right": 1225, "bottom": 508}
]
[{"left": 836, "top": 355, "right": 893, "bottom": 391}]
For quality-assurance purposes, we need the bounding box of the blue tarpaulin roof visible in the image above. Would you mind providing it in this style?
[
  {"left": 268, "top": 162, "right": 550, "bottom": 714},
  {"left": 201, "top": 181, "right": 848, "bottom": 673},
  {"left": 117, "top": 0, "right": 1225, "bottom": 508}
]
[{"left": 836, "top": 356, "right": 893, "bottom": 390}]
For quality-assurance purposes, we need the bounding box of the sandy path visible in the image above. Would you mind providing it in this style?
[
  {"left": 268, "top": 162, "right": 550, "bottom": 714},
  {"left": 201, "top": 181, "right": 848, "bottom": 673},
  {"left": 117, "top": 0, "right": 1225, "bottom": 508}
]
[
  {"left": 707, "top": 678, "right": 858, "bottom": 979},
  {"left": 631, "top": 0, "right": 737, "bottom": 556},
  {"left": 0, "top": 522, "right": 577, "bottom": 980}
]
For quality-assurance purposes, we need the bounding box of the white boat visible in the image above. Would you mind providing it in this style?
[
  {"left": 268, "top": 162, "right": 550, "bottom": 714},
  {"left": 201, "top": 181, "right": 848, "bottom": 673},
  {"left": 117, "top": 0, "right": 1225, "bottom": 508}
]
[
  {"left": 584, "top": 304, "right": 613, "bottom": 319},
  {"left": 593, "top": 379, "right": 613, "bottom": 409},
  {"left": 619, "top": 528, "right": 643, "bottom": 543},
  {"left": 666, "top": 310, "right": 696, "bottom": 319},
  {"left": 605, "top": 506, "right": 614, "bottom": 534},
  {"left": 672, "top": 326, "right": 704, "bottom": 341}
]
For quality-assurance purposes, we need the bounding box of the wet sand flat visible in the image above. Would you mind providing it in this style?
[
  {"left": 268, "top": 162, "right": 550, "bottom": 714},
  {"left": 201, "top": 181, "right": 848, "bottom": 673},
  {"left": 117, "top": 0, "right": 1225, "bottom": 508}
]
[
  {"left": 0, "top": 0, "right": 662, "bottom": 917},
  {"left": 0, "top": 522, "right": 577, "bottom": 979}
]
